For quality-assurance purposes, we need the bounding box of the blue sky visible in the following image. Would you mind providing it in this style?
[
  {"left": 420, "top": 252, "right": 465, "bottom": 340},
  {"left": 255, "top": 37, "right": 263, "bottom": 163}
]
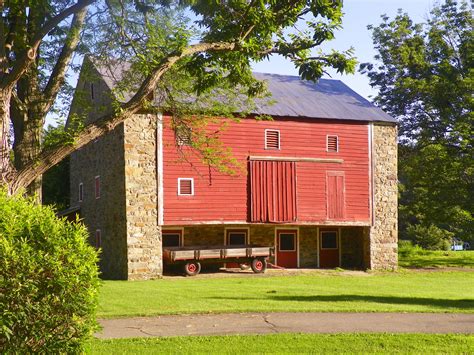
[{"left": 252, "top": 0, "right": 436, "bottom": 100}]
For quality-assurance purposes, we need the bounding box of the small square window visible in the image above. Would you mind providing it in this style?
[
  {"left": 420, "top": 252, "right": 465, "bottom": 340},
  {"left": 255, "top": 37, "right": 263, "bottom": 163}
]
[
  {"left": 265, "top": 129, "right": 280, "bottom": 150},
  {"left": 327, "top": 135, "right": 338, "bottom": 153},
  {"left": 321, "top": 231, "right": 338, "bottom": 249},
  {"left": 95, "top": 229, "right": 101, "bottom": 249},
  {"left": 176, "top": 125, "right": 192, "bottom": 146},
  {"left": 226, "top": 230, "right": 248, "bottom": 245},
  {"left": 95, "top": 176, "right": 101, "bottom": 199},
  {"left": 163, "top": 230, "right": 183, "bottom": 248},
  {"left": 78, "top": 182, "right": 83, "bottom": 202},
  {"left": 279, "top": 233, "right": 296, "bottom": 251},
  {"left": 178, "top": 178, "right": 194, "bottom": 196}
]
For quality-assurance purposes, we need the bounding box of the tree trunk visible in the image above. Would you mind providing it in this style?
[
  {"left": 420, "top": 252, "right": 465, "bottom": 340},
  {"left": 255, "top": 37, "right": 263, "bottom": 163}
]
[
  {"left": 0, "top": 88, "right": 13, "bottom": 187},
  {"left": 12, "top": 105, "right": 43, "bottom": 200},
  {"left": 10, "top": 63, "right": 45, "bottom": 201}
]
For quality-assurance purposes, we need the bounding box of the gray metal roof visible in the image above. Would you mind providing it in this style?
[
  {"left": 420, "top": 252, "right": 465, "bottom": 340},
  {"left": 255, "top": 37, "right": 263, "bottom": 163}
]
[
  {"left": 92, "top": 60, "right": 395, "bottom": 124},
  {"left": 252, "top": 73, "right": 395, "bottom": 123}
]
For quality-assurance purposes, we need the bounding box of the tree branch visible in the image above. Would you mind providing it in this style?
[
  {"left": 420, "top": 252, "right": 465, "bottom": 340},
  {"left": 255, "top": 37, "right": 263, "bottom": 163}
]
[
  {"left": 1, "top": 0, "right": 94, "bottom": 89},
  {"left": 41, "top": 7, "right": 87, "bottom": 114},
  {"left": 10, "top": 40, "right": 236, "bottom": 192}
]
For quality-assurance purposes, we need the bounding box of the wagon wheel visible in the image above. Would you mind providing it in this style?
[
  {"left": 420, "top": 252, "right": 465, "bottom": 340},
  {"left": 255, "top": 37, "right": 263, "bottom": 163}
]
[
  {"left": 239, "top": 263, "right": 251, "bottom": 270},
  {"left": 251, "top": 258, "right": 267, "bottom": 273},
  {"left": 183, "top": 261, "right": 201, "bottom": 276}
]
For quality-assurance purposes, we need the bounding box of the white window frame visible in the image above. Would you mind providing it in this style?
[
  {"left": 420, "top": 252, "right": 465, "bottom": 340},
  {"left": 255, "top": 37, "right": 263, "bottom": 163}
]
[
  {"left": 265, "top": 129, "right": 281, "bottom": 150},
  {"left": 78, "top": 182, "right": 83, "bottom": 202},
  {"left": 162, "top": 229, "right": 184, "bottom": 248},
  {"left": 224, "top": 227, "right": 250, "bottom": 245},
  {"left": 178, "top": 178, "right": 194, "bottom": 196},
  {"left": 320, "top": 230, "right": 339, "bottom": 250},
  {"left": 326, "top": 135, "right": 339, "bottom": 153},
  {"left": 95, "top": 175, "right": 101, "bottom": 199}
]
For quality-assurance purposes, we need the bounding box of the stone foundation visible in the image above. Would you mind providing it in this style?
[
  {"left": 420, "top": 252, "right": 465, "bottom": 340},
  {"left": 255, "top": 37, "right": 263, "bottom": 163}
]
[{"left": 165, "top": 224, "right": 365, "bottom": 269}]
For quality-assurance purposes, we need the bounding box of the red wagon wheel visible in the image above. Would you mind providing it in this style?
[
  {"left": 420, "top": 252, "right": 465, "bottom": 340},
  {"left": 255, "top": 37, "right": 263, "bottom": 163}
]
[
  {"left": 183, "top": 261, "right": 201, "bottom": 276},
  {"left": 251, "top": 258, "right": 267, "bottom": 273}
]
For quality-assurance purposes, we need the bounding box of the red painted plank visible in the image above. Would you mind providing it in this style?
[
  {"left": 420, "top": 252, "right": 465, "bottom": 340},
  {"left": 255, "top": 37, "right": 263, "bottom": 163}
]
[{"left": 163, "top": 115, "right": 370, "bottom": 224}]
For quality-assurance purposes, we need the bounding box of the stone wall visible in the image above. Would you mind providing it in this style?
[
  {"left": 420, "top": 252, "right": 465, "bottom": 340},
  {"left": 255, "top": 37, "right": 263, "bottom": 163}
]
[
  {"left": 166, "top": 224, "right": 364, "bottom": 269},
  {"left": 368, "top": 123, "right": 398, "bottom": 270},
  {"left": 124, "top": 114, "right": 162, "bottom": 280},
  {"left": 69, "top": 125, "right": 128, "bottom": 279}
]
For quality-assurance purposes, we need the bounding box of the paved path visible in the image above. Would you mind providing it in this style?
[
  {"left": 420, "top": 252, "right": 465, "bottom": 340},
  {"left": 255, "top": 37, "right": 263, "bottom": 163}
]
[{"left": 96, "top": 313, "right": 474, "bottom": 339}]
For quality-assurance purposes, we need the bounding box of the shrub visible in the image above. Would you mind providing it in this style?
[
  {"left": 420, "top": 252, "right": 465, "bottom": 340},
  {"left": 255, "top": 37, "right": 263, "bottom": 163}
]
[
  {"left": 0, "top": 190, "right": 100, "bottom": 353},
  {"left": 406, "top": 223, "right": 453, "bottom": 251}
]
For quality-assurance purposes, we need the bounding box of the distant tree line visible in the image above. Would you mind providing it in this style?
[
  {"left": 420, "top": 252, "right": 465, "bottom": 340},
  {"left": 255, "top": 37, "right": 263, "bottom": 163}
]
[{"left": 361, "top": 0, "right": 473, "bottom": 249}]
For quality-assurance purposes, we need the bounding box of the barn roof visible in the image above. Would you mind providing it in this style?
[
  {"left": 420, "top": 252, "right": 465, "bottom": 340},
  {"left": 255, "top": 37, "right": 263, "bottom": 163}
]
[{"left": 92, "top": 60, "right": 395, "bottom": 124}]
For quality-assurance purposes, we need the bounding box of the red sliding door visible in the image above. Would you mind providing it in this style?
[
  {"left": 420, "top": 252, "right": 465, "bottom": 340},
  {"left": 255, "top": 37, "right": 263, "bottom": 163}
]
[{"left": 250, "top": 160, "right": 297, "bottom": 222}]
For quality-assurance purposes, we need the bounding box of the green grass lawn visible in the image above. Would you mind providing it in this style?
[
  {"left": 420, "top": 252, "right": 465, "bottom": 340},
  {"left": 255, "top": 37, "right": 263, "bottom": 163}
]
[
  {"left": 86, "top": 334, "right": 474, "bottom": 354},
  {"left": 98, "top": 270, "right": 474, "bottom": 318},
  {"left": 399, "top": 250, "right": 474, "bottom": 268}
]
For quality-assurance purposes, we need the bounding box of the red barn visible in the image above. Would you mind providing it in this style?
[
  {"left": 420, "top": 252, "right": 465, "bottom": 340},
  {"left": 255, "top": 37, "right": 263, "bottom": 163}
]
[{"left": 69, "top": 59, "right": 398, "bottom": 279}]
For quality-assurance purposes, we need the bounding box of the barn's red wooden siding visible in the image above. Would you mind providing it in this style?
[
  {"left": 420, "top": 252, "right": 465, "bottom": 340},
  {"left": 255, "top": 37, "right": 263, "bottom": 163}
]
[
  {"left": 163, "top": 116, "right": 370, "bottom": 224},
  {"left": 250, "top": 160, "right": 297, "bottom": 223}
]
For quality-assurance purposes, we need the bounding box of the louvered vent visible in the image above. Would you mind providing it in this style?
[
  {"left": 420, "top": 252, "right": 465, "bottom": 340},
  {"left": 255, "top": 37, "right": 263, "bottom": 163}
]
[
  {"left": 327, "top": 135, "right": 338, "bottom": 152},
  {"left": 265, "top": 130, "right": 280, "bottom": 149},
  {"left": 178, "top": 178, "right": 194, "bottom": 195}
]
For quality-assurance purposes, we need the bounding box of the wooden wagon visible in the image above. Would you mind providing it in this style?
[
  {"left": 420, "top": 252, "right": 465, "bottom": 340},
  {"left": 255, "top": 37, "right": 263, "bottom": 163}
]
[{"left": 163, "top": 245, "right": 274, "bottom": 276}]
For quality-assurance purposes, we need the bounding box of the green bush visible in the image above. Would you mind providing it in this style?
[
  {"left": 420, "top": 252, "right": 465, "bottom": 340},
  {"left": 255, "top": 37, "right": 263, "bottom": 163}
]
[
  {"left": 398, "top": 240, "right": 425, "bottom": 257},
  {"left": 406, "top": 224, "right": 453, "bottom": 251},
  {"left": 0, "top": 190, "right": 100, "bottom": 353}
]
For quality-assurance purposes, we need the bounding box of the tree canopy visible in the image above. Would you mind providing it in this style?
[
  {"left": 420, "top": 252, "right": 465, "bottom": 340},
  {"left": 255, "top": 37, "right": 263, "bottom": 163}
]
[
  {"left": 0, "top": 0, "right": 356, "bottom": 195},
  {"left": 360, "top": 0, "right": 473, "bottom": 245}
]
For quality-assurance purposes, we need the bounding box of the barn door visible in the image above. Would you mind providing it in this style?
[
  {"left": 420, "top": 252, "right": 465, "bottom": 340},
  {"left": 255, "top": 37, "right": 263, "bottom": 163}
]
[
  {"left": 319, "top": 230, "right": 340, "bottom": 268},
  {"left": 225, "top": 229, "right": 248, "bottom": 268},
  {"left": 276, "top": 230, "right": 298, "bottom": 268},
  {"left": 250, "top": 160, "right": 297, "bottom": 222},
  {"left": 327, "top": 172, "right": 345, "bottom": 219}
]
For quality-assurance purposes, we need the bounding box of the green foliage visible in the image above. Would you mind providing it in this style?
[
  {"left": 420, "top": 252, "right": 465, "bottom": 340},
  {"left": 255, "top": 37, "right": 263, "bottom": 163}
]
[
  {"left": 361, "top": 0, "right": 474, "bottom": 243},
  {"left": 0, "top": 190, "right": 100, "bottom": 353},
  {"left": 406, "top": 224, "right": 453, "bottom": 251},
  {"left": 41, "top": 121, "right": 71, "bottom": 210}
]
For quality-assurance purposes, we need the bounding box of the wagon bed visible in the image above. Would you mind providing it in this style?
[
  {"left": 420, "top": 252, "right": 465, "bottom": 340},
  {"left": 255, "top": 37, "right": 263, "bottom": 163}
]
[{"left": 163, "top": 244, "right": 274, "bottom": 276}]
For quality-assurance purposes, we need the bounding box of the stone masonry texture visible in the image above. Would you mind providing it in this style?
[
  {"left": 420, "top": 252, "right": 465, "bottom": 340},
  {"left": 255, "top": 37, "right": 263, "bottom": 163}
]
[
  {"left": 368, "top": 123, "right": 398, "bottom": 270},
  {"left": 124, "top": 114, "right": 162, "bottom": 280},
  {"left": 69, "top": 125, "right": 128, "bottom": 279}
]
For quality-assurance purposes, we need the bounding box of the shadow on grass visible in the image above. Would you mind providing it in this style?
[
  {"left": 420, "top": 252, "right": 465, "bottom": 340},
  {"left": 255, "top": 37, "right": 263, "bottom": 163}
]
[
  {"left": 399, "top": 257, "right": 474, "bottom": 268},
  {"left": 209, "top": 294, "right": 474, "bottom": 310}
]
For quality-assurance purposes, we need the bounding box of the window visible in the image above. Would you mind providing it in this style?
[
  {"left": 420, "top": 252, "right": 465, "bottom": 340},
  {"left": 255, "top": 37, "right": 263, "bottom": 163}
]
[
  {"left": 95, "top": 229, "right": 101, "bottom": 249},
  {"left": 279, "top": 232, "right": 296, "bottom": 251},
  {"left": 327, "top": 135, "right": 338, "bottom": 152},
  {"left": 226, "top": 229, "right": 248, "bottom": 245},
  {"left": 176, "top": 125, "right": 192, "bottom": 146},
  {"left": 162, "top": 230, "right": 183, "bottom": 248},
  {"left": 90, "top": 83, "right": 95, "bottom": 100},
  {"left": 95, "top": 176, "right": 101, "bottom": 199},
  {"left": 178, "top": 178, "right": 194, "bottom": 196},
  {"left": 265, "top": 129, "right": 280, "bottom": 150},
  {"left": 321, "top": 231, "right": 338, "bottom": 249},
  {"left": 78, "top": 182, "right": 83, "bottom": 202}
]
